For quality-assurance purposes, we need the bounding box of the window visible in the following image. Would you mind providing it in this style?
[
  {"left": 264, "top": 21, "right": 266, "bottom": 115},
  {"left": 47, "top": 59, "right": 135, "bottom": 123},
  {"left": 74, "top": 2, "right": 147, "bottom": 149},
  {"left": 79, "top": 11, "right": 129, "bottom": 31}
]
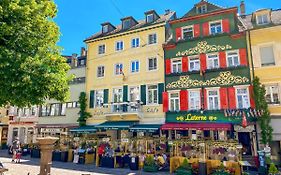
[
  {"left": 123, "top": 19, "right": 131, "bottom": 29},
  {"left": 97, "top": 66, "right": 105, "bottom": 77},
  {"left": 114, "top": 63, "right": 123, "bottom": 75},
  {"left": 66, "top": 102, "right": 79, "bottom": 108},
  {"left": 207, "top": 54, "right": 219, "bottom": 69},
  {"left": 115, "top": 41, "right": 124, "bottom": 51},
  {"left": 131, "top": 38, "right": 140, "bottom": 48},
  {"left": 41, "top": 105, "right": 50, "bottom": 116},
  {"left": 50, "top": 103, "right": 61, "bottom": 116},
  {"left": 146, "top": 14, "right": 154, "bottom": 23},
  {"left": 189, "top": 91, "right": 201, "bottom": 110},
  {"left": 129, "top": 86, "right": 140, "bottom": 102},
  {"left": 236, "top": 88, "right": 250, "bottom": 109},
  {"left": 197, "top": 5, "right": 207, "bottom": 14},
  {"left": 210, "top": 21, "right": 222, "bottom": 35},
  {"left": 131, "top": 60, "right": 139, "bottom": 73},
  {"left": 61, "top": 103, "right": 66, "bottom": 116},
  {"left": 172, "top": 59, "right": 182, "bottom": 73},
  {"left": 98, "top": 44, "right": 105, "bottom": 54},
  {"left": 208, "top": 90, "right": 219, "bottom": 110},
  {"left": 260, "top": 46, "right": 275, "bottom": 66},
  {"left": 189, "top": 57, "right": 200, "bottom": 71},
  {"left": 147, "top": 85, "right": 158, "bottom": 104},
  {"left": 148, "top": 34, "right": 157, "bottom": 45},
  {"left": 69, "top": 77, "right": 86, "bottom": 84},
  {"left": 257, "top": 14, "right": 269, "bottom": 25},
  {"left": 182, "top": 26, "right": 193, "bottom": 39},
  {"left": 227, "top": 51, "right": 240, "bottom": 67},
  {"left": 112, "top": 88, "right": 123, "bottom": 112},
  {"left": 265, "top": 85, "right": 280, "bottom": 104},
  {"left": 103, "top": 25, "right": 108, "bottom": 33},
  {"left": 148, "top": 57, "right": 157, "bottom": 71},
  {"left": 95, "top": 90, "right": 104, "bottom": 107},
  {"left": 169, "top": 92, "right": 180, "bottom": 111}
]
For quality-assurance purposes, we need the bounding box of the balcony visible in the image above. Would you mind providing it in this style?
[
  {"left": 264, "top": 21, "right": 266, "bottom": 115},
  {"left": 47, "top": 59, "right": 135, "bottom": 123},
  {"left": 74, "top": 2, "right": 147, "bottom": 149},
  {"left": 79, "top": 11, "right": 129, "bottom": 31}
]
[{"left": 103, "top": 102, "right": 143, "bottom": 119}]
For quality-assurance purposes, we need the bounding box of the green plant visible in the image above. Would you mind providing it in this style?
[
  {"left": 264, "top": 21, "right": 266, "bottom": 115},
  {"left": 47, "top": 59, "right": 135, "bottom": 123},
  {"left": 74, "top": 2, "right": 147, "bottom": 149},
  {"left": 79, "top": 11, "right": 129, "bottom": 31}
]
[
  {"left": 175, "top": 158, "right": 192, "bottom": 175},
  {"left": 143, "top": 155, "right": 158, "bottom": 172},
  {"left": 269, "top": 163, "right": 279, "bottom": 175},
  {"left": 77, "top": 92, "right": 92, "bottom": 126},
  {"left": 179, "top": 158, "right": 191, "bottom": 170}
]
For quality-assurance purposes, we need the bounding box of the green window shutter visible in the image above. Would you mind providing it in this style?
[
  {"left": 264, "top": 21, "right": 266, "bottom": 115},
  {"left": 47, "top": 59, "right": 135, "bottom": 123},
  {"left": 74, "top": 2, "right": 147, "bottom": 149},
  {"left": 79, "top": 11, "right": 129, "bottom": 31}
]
[
  {"left": 104, "top": 89, "right": 109, "bottom": 104},
  {"left": 123, "top": 85, "right": 128, "bottom": 102},
  {"left": 141, "top": 85, "right": 146, "bottom": 105},
  {"left": 158, "top": 83, "right": 164, "bottom": 104},
  {"left": 89, "top": 90, "right": 95, "bottom": 108}
]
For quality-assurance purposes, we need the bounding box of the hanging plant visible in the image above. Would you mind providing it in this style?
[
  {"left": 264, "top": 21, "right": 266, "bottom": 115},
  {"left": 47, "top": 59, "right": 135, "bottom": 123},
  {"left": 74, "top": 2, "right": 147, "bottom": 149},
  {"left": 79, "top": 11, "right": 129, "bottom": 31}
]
[{"left": 77, "top": 92, "right": 92, "bottom": 127}]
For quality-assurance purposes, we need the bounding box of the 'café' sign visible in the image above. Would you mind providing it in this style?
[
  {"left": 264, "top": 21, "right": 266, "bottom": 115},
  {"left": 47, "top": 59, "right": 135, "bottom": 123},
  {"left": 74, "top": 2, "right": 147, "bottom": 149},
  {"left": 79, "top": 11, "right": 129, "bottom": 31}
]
[{"left": 176, "top": 113, "right": 217, "bottom": 122}]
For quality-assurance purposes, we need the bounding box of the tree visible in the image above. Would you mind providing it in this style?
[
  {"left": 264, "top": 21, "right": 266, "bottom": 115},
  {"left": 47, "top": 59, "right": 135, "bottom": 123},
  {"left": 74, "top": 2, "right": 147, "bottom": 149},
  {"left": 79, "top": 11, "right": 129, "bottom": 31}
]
[
  {"left": 77, "top": 92, "right": 91, "bottom": 126},
  {"left": 253, "top": 77, "right": 273, "bottom": 145},
  {"left": 0, "top": 0, "right": 71, "bottom": 107}
]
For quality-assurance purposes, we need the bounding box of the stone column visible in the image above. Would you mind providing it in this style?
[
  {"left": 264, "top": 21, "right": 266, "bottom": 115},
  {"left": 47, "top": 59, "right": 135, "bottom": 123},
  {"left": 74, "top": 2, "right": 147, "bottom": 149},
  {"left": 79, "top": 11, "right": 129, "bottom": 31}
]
[{"left": 37, "top": 137, "right": 58, "bottom": 175}]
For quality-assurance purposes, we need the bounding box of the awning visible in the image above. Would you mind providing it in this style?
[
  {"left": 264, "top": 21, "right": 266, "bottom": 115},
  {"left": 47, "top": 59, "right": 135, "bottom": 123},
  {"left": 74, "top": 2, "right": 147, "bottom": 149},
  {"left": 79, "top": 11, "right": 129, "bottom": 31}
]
[
  {"left": 95, "top": 121, "right": 137, "bottom": 130},
  {"left": 129, "top": 124, "right": 161, "bottom": 133},
  {"left": 69, "top": 126, "right": 97, "bottom": 133},
  {"left": 161, "top": 123, "right": 232, "bottom": 131}
]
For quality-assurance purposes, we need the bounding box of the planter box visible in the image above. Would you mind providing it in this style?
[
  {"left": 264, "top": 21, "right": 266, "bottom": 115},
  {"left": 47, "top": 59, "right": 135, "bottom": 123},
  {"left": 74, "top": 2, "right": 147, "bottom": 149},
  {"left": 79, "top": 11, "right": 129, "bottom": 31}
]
[
  {"left": 68, "top": 149, "right": 73, "bottom": 162},
  {"left": 60, "top": 151, "right": 68, "bottom": 162},
  {"left": 85, "top": 153, "right": 94, "bottom": 164},
  {"left": 143, "top": 165, "right": 158, "bottom": 172}
]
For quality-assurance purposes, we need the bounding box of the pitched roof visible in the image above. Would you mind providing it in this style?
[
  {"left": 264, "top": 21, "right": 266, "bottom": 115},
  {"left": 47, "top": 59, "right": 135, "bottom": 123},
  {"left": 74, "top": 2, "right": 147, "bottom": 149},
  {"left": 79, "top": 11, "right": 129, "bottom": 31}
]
[
  {"left": 84, "top": 11, "right": 176, "bottom": 42},
  {"left": 239, "top": 9, "right": 281, "bottom": 30}
]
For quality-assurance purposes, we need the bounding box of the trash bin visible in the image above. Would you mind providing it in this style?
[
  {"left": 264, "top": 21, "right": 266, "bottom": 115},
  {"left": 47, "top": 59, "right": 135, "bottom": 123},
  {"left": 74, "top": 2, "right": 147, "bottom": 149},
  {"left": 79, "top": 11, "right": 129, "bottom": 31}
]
[
  {"left": 129, "top": 156, "right": 139, "bottom": 170},
  {"left": 78, "top": 149, "right": 86, "bottom": 164}
]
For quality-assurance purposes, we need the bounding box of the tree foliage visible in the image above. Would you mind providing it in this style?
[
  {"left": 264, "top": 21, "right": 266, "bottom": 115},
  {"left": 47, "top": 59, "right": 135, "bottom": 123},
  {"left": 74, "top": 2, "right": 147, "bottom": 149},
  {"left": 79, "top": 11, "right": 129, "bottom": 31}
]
[
  {"left": 0, "top": 0, "right": 71, "bottom": 107},
  {"left": 253, "top": 77, "right": 273, "bottom": 145},
  {"left": 77, "top": 92, "right": 91, "bottom": 127}
]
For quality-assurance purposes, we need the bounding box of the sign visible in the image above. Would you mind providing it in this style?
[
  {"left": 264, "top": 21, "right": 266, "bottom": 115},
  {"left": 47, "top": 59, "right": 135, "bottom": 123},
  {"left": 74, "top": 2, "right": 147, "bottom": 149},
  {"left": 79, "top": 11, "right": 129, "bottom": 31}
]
[
  {"left": 102, "top": 137, "right": 110, "bottom": 142},
  {"left": 145, "top": 107, "right": 159, "bottom": 113},
  {"left": 41, "top": 128, "right": 62, "bottom": 133},
  {"left": 176, "top": 113, "right": 218, "bottom": 122}
]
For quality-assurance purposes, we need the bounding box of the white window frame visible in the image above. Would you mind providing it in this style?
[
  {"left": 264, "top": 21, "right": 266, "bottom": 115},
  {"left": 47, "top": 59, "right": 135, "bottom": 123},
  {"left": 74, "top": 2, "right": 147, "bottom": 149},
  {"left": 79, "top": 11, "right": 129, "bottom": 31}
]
[
  {"left": 226, "top": 50, "right": 240, "bottom": 67},
  {"left": 147, "top": 57, "right": 158, "bottom": 71},
  {"left": 130, "top": 60, "right": 140, "bottom": 73},
  {"left": 128, "top": 86, "right": 140, "bottom": 102},
  {"left": 265, "top": 84, "right": 280, "bottom": 104},
  {"left": 207, "top": 53, "right": 219, "bottom": 69},
  {"left": 256, "top": 13, "right": 270, "bottom": 25},
  {"left": 94, "top": 90, "right": 104, "bottom": 108},
  {"left": 146, "top": 14, "right": 154, "bottom": 23},
  {"left": 114, "top": 63, "right": 123, "bottom": 75},
  {"left": 189, "top": 56, "right": 200, "bottom": 71},
  {"left": 207, "top": 88, "right": 220, "bottom": 110},
  {"left": 112, "top": 87, "right": 123, "bottom": 103},
  {"left": 188, "top": 90, "right": 201, "bottom": 110},
  {"left": 102, "top": 25, "right": 108, "bottom": 33},
  {"left": 209, "top": 20, "right": 223, "bottom": 35},
  {"left": 196, "top": 4, "right": 207, "bottom": 14},
  {"left": 97, "top": 65, "right": 105, "bottom": 78},
  {"left": 169, "top": 91, "right": 180, "bottom": 111},
  {"left": 259, "top": 45, "right": 275, "bottom": 67},
  {"left": 146, "top": 84, "right": 158, "bottom": 105},
  {"left": 182, "top": 25, "right": 194, "bottom": 40},
  {"left": 171, "top": 58, "right": 182, "bottom": 73},
  {"left": 115, "top": 41, "right": 124, "bottom": 51},
  {"left": 98, "top": 44, "right": 106, "bottom": 55},
  {"left": 148, "top": 33, "right": 157, "bottom": 45},
  {"left": 235, "top": 87, "right": 250, "bottom": 109},
  {"left": 131, "top": 37, "right": 140, "bottom": 48}
]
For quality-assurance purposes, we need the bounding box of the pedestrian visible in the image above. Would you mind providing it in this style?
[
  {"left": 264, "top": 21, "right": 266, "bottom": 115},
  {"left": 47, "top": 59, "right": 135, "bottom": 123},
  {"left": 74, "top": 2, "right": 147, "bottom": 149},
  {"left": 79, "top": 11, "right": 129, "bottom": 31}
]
[
  {"left": 11, "top": 139, "right": 20, "bottom": 162},
  {"left": 15, "top": 143, "right": 22, "bottom": 163}
]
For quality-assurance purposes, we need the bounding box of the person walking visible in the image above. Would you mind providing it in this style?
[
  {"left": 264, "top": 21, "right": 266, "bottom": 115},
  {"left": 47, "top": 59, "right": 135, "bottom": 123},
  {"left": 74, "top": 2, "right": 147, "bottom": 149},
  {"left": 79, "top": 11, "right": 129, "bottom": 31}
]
[{"left": 11, "top": 139, "right": 19, "bottom": 162}]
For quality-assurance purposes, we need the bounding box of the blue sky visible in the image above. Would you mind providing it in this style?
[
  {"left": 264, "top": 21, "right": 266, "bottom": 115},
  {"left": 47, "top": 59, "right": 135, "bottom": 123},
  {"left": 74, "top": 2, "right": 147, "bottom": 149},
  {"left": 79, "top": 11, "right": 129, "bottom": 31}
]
[{"left": 54, "top": 0, "right": 279, "bottom": 55}]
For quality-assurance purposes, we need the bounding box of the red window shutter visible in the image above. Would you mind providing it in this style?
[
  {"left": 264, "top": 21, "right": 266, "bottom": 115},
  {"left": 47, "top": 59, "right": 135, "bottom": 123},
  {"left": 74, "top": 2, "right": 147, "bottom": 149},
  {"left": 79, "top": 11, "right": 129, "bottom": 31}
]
[
  {"left": 239, "top": 48, "right": 248, "bottom": 66},
  {"left": 175, "top": 27, "right": 182, "bottom": 41},
  {"left": 165, "top": 59, "right": 171, "bottom": 75},
  {"left": 222, "top": 19, "right": 230, "bottom": 33},
  {"left": 220, "top": 87, "right": 228, "bottom": 109},
  {"left": 219, "top": 51, "right": 227, "bottom": 68},
  {"left": 182, "top": 56, "right": 188, "bottom": 72},
  {"left": 193, "top": 24, "right": 200, "bottom": 38},
  {"left": 180, "top": 90, "right": 188, "bottom": 111},
  {"left": 203, "top": 88, "right": 208, "bottom": 110},
  {"left": 200, "top": 54, "right": 207, "bottom": 72},
  {"left": 228, "top": 87, "right": 236, "bottom": 109},
  {"left": 249, "top": 85, "right": 256, "bottom": 108},
  {"left": 202, "top": 22, "right": 209, "bottom": 36},
  {"left": 163, "top": 92, "right": 169, "bottom": 112}
]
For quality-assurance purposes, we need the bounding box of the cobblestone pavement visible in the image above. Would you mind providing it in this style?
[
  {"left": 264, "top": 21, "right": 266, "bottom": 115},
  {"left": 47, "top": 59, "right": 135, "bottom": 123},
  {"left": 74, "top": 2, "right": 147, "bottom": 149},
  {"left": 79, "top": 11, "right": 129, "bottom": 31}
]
[{"left": 0, "top": 150, "right": 170, "bottom": 175}]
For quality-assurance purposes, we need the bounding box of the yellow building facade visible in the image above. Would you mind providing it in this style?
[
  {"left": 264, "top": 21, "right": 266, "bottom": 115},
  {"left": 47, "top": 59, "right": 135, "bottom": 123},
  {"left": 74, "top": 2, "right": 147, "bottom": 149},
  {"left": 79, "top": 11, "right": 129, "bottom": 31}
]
[
  {"left": 242, "top": 9, "right": 281, "bottom": 161},
  {"left": 85, "top": 10, "right": 175, "bottom": 139}
]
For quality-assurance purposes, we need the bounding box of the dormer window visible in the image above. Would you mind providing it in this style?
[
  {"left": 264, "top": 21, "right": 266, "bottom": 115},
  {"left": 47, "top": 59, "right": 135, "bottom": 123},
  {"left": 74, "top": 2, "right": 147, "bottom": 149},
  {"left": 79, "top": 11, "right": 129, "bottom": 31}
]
[
  {"left": 102, "top": 25, "right": 108, "bottom": 33},
  {"left": 101, "top": 22, "right": 116, "bottom": 33},
  {"left": 146, "top": 14, "right": 154, "bottom": 23},
  {"left": 145, "top": 10, "right": 160, "bottom": 23},
  {"left": 197, "top": 4, "right": 207, "bottom": 14},
  {"left": 257, "top": 14, "right": 269, "bottom": 25},
  {"left": 123, "top": 19, "right": 131, "bottom": 29}
]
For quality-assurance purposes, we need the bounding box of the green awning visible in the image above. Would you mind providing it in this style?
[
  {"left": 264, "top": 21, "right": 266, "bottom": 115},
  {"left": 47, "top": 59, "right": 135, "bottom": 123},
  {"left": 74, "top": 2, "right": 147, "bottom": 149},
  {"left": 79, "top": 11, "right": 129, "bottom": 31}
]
[
  {"left": 129, "top": 124, "right": 161, "bottom": 133},
  {"left": 95, "top": 121, "right": 137, "bottom": 130},
  {"left": 69, "top": 126, "right": 97, "bottom": 133}
]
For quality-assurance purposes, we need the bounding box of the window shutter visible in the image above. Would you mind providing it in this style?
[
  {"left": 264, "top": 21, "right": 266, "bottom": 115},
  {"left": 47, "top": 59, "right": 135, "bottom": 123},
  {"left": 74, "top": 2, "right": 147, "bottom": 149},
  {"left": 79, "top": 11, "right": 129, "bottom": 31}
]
[
  {"left": 219, "top": 51, "right": 227, "bottom": 68},
  {"left": 163, "top": 92, "right": 169, "bottom": 112},
  {"left": 203, "top": 88, "right": 208, "bottom": 110},
  {"left": 180, "top": 90, "right": 188, "bottom": 111},
  {"left": 158, "top": 83, "right": 164, "bottom": 104},
  {"left": 200, "top": 54, "right": 207, "bottom": 72},
  {"left": 193, "top": 24, "right": 200, "bottom": 38},
  {"left": 175, "top": 27, "right": 182, "bottom": 41},
  {"left": 220, "top": 87, "right": 228, "bottom": 109},
  {"left": 239, "top": 48, "right": 248, "bottom": 66},
  {"left": 141, "top": 85, "right": 146, "bottom": 105},
  {"left": 222, "top": 18, "right": 230, "bottom": 33},
  {"left": 165, "top": 59, "right": 171, "bottom": 74},
  {"left": 182, "top": 56, "right": 189, "bottom": 72},
  {"left": 104, "top": 89, "right": 109, "bottom": 104},
  {"left": 249, "top": 85, "right": 256, "bottom": 108},
  {"left": 123, "top": 85, "right": 128, "bottom": 102},
  {"left": 89, "top": 90, "right": 95, "bottom": 108},
  {"left": 202, "top": 22, "right": 209, "bottom": 36},
  {"left": 228, "top": 87, "right": 236, "bottom": 109}
]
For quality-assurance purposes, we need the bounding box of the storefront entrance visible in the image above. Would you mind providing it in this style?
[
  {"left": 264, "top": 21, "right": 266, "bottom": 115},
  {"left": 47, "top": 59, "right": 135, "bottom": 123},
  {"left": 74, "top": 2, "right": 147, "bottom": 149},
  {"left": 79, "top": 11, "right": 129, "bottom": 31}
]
[{"left": 238, "top": 132, "right": 252, "bottom": 155}]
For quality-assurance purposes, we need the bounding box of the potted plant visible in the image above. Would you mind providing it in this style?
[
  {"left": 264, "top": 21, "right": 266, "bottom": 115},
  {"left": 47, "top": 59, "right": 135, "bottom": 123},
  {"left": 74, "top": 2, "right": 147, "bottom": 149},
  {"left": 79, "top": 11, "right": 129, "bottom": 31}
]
[
  {"left": 175, "top": 158, "right": 192, "bottom": 175},
  {"left": 269, "top": 163, "right": 280, "bottom": 175},
  {"left": 143, "top": 155, "right": 158, "bottom": 172},
  {"left": 212, "top": 163, "right": 230, "bottom": 175}
]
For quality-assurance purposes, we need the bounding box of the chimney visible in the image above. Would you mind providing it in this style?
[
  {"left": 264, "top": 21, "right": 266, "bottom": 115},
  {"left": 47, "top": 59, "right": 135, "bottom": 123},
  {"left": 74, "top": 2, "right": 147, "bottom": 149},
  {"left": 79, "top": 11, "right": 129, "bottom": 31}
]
[
  {"left": 71, "top": 53, "right": 78, "bottom": 68},
  {"left": 165, "top": 9, "right": 170, "bottom": 15},
  {"left": 240, "top": 1, "right": 245, "bottom": 16},
  {"left": 80, "top": 47, "right": 86, "bottom": 56}
]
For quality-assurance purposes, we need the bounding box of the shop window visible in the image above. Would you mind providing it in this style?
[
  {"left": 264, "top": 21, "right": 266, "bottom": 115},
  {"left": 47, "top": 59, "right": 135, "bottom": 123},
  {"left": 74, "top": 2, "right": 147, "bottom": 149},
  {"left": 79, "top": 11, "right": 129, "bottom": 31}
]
[
  {"left": 115, "top": 41, "right": 124, "bottom": 51},
  {"left": 95, "top": 90, "right": 104, "bottom": 107},
  {"left": 265, "top": 85, "right": 280, "bottom": 104},
  {"left": 227, "top": 51, "right": 240, "bottom": 67},
  {"left": 236, "top": 88, "right": 250, "bottom": 109},
  {"left": 182, "top": 26, "right": 193, "bottom": 40},
  {"left": 189, "top": 57, "right": 200, "bottom": 71},
  {"left": 189, "top": 91, "right": 201, "bottom": 110},
  {"left": 97, "top": 66, "right": 105, "bottom": 77},
  {"left": 130, "top": 60, "right": 139, "bottom": 73},
  {"left": 172, "top": 59, "right": 182, "bottom": 73},
  {"left": 114, "top": 63, "right": 123, "bottom": 75},
  {"left": 169, "top": 92, "right": 180, "bottom": 111},
  {"left": 207, "top": 53, "right": 219, "bottom": 69},
  {"left": 147, "top": 84, "right": 158, "bottom": 104},
  {"left": 260, "top": 46, "right": 275, "bottom": 66},
  {"left": 208, "top": 89, "right": 220, "bottom": 110},
  {"left": 148, "top": 33, "right": 157, "bottom": 45},
  {"left": 129, "top": 86, "right": 140, "bottom": 102},
  {"left": 210, "top": 21, "right": 222, "bottom": 35},
  {"left": 98, "top": 44, "right": 105, "bottom": 54},
  {"left": 148, "top": 57, "right": 157, "bottom": 71},
  {"left": 131, "top": 38, "right": 140, "bottom": 48}
]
